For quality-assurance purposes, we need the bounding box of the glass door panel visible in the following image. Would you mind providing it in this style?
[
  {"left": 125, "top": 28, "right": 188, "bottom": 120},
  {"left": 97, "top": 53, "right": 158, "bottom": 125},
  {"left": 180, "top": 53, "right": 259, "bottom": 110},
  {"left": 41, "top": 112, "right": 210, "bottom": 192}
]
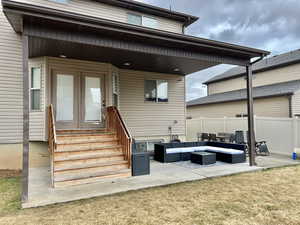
[
  {"left": 80, "top": 74, "right": 105, "bottom": 128},
  {"left": 84, "top": 77, "right": 101, "bottom": 122},
  {"left": 56, "top": 74, "right": 74, "bottom": 121}
]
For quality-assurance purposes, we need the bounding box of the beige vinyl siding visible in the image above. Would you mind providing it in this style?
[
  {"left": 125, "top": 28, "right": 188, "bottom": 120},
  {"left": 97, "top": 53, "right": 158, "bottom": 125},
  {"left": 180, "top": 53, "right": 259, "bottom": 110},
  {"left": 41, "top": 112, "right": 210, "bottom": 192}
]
[
  {"left": 0, "top": 5, "right": 23, "bottom": 143},
  {"left": 119, "top": 70, "right": 185, "bottom": 137},
  {"left": 208, "top": 63, "right": 300, "bottom": 95},
  {"left": 292, "top": 91, "right": 300, "bottom": 116},
  {"left": 29, "top": 57, "right": 47, "bottom": 141},
  {"left": 14, "top": 0, "right": 183, "bottom": 33},
  {"left": 187, "top": 96, "right": 290, "bottom": 118}
]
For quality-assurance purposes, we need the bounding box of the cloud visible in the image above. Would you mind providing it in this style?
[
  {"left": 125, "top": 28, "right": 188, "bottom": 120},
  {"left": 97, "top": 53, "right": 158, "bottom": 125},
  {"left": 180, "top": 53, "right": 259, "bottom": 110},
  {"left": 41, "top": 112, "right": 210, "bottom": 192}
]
[{"left": 141, "top": 0, "right": 300, "bottom": 100}]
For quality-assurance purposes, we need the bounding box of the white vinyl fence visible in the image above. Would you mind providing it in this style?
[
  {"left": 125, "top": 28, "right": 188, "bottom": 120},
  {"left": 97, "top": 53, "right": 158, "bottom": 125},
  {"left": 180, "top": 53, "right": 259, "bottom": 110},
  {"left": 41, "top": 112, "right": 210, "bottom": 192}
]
[{"left": 187, "top": 116, "right": 300, "bottom": 156}]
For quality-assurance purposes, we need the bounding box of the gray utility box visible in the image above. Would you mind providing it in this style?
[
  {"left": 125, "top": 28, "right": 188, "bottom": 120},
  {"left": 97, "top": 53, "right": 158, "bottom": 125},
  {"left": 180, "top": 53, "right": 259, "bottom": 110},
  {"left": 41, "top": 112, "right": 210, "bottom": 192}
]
[{"left": 132, "top": 152, "right": 150, "bottom": 176}]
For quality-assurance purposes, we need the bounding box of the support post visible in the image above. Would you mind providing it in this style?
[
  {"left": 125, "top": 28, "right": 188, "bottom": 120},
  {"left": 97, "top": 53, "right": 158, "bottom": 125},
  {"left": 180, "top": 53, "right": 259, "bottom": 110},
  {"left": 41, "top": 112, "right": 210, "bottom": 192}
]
[
  {"left": 22, "top": 34, "right": 29, "bottom": 203},
  {"left": 246, "top": 64, "right": 256, "bottom": 166}
]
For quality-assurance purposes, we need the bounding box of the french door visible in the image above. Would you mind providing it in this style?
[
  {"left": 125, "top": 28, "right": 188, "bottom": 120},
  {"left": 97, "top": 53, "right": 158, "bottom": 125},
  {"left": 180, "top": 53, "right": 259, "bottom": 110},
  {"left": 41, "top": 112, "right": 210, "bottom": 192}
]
[{"left": 52, "top": 71, "right": 105, "bottom": 129}]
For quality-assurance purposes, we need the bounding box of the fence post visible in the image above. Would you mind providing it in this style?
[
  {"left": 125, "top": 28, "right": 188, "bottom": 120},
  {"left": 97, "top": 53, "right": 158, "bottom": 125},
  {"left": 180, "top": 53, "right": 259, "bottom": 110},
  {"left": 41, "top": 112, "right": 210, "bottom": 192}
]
[{"left": 254, "top": 115, "right": 257, "bottom": 137}]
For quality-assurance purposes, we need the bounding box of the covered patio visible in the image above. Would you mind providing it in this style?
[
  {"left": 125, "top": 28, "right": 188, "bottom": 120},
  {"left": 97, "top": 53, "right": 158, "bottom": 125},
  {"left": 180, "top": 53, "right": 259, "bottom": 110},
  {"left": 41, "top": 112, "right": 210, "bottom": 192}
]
[
  {"left": 23, "top": 153, "right": 300, "bottom": 208},
  {"left": 3, "top": 0, "right": 270, "bottom": 205}
]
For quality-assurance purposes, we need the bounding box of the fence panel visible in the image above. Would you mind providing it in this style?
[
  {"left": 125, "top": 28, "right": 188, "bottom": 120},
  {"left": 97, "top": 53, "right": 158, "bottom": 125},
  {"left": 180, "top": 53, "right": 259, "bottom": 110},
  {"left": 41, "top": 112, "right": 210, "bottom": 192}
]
[
  {"left": 255, "top": 117, "right": 294, "bottom": 156},
  {"left": 187, "top": 116, "right": 299, "bottom": 156},
  {"left": 297, "top": 119, "right": 300, "bottom": 148}
]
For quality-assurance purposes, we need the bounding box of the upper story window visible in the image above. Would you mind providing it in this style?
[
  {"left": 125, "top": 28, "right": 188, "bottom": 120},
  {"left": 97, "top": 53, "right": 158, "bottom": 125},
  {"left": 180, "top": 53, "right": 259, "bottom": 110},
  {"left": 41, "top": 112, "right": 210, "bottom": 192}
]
[
  {"left": 127, "top": 13, "right": 158, "bottom": 29},
  {"left": 31, "top": 67, "right": 41, "bottom": 111},
  {"left": 144, "top": 80, "right": 168, "bottom": 102},
  {"left": 49, "top": 0, "right": 69, "bottom": 4}
]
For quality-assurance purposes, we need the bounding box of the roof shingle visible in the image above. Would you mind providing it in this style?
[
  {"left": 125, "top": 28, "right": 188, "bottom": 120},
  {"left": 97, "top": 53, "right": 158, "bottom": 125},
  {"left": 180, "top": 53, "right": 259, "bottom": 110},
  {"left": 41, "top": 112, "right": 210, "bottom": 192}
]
[
  {"left": 204, "top": 49, "right": 300, "bottom": 84},
  {"left": 187, "top": 80, "right": 300, "bottom": 107}
]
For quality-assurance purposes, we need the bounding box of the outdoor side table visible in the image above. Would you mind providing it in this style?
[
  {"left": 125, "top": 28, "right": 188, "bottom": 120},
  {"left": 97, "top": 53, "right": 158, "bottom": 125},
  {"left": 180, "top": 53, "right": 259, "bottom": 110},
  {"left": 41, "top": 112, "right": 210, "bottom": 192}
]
[{"left": 191, "top": 152, "right": 216, "bottom": 165}]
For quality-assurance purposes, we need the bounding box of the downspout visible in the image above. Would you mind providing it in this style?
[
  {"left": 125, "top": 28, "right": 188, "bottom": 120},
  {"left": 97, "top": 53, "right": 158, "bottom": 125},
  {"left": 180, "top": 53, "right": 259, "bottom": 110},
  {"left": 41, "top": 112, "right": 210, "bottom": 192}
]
[{"left": 288, "top": 95, "right": 293, "bottom": 118}]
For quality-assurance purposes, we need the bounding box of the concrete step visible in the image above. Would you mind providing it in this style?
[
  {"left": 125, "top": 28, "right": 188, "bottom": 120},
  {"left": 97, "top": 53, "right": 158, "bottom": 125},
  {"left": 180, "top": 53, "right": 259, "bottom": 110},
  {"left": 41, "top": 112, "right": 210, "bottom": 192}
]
[
  {"left": 54, "top": 160, "right": 128, "bottom": 173},
  {"left": 54, "top": 169, "right": 131, "bottom": 188},
  {"left": 55, "top": 141, "right": 119, "bottom": 152},
  {"left": 54, "top": 148, "right": 123, "bottom": 161}
]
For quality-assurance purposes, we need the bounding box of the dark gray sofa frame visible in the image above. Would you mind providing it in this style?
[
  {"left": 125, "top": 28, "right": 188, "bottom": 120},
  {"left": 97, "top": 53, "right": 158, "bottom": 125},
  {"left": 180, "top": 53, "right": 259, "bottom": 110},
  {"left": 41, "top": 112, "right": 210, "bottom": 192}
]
[{"left": 154, "top": 142, "right": 246, "bottom": 164}]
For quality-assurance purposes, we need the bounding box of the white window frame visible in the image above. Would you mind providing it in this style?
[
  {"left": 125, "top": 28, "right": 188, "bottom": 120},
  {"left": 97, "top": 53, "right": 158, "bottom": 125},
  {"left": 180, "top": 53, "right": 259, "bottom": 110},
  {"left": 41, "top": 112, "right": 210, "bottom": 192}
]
[
  {"left": 144, "top": 79, "right": 168, "bottom": 103},
  {"left": 48, "top": 0, "right": 70, "bottom": 4},
  {"left": 127, "top": 13, "right": 158, "bottom": 29},
  {"left": 30, "top": 67, "right": 42, "bottom": 111}
]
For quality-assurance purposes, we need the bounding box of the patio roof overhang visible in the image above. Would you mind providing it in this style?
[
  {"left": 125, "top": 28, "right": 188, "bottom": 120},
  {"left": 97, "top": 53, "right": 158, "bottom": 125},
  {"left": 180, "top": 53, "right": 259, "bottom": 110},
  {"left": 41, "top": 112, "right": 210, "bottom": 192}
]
[{"left": 2, "top": 0, "right": 270, "bottom": 75}]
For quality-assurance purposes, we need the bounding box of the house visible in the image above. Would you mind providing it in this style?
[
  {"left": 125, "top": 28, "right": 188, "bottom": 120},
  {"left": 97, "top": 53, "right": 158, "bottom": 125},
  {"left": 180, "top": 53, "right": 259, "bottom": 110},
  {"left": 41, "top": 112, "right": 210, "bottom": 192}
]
[
  {"left": 0, "top": 0, "right": 268, "bottom": 201},
  {"left": 187, "top": 49, "right": 300, "bottom": 118}
]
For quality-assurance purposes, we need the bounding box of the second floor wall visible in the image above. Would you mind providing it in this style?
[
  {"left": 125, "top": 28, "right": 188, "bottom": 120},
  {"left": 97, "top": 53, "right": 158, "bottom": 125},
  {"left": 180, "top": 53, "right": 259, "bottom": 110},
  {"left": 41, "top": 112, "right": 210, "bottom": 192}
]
[
  {"left": 13, "top": 0, "right": 184, "bottom": 33},
  {"left": 207, "top": 63, "right": 300, "bottom": 95}
]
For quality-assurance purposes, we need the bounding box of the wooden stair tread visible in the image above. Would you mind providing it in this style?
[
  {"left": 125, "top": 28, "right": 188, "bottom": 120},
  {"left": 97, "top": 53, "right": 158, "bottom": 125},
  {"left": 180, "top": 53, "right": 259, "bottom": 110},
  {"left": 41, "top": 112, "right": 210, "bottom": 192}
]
[
  {"left": 54, "top": 152, "right": 124, "bottom": 162},
  {"left": 55, "top": 144, "right": 121, "bottom": 153},
  {"left": 56, "top": 132, "right": 116, "bottom": 138},
  {"left": 54, "top": 168, "right": 131, "bottom": 182},
  {"left": 56, "top": 137, "right": 118, "bottom": 145},
  {"left": 54, "top": 160, "right": 128, "bottom": 172}
]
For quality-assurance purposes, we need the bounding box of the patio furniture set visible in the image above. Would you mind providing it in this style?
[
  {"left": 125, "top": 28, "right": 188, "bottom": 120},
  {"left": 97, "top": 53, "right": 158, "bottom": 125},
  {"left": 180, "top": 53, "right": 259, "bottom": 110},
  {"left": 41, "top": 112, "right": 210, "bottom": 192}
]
[
  {"left": 198, "top": 131, "right": 270, "bottom": 156},
  {"left": 154, "top": 141, "right": 246, "bottom": 165}
]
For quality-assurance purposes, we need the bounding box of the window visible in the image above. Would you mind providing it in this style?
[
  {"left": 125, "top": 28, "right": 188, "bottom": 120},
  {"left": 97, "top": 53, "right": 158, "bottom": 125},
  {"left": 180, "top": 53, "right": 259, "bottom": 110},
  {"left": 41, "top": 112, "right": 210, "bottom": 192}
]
[
  {"left": 49, "top": 0, "right": 69, "bottom": 3},
  {"left": 128, "top": 13, "right": 142, "bottom": 26},
  {"left": 127, "top": 13, "right": 158, "bottom": 29},
  {"left": 145, "top": 80, "right": 168, "bottom": 102},
  {"left": 142, "top": 16, "right": 158, "bottom": 29},
  {"left": 30, "top": 67, "right": 41, "bottom": 110}
]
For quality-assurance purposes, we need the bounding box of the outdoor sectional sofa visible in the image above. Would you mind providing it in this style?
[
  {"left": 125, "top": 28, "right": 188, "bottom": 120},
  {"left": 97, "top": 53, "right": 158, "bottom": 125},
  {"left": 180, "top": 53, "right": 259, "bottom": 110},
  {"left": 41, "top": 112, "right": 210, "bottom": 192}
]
[{"left": 154, "top": 142, "right": 246, "bottom": 164}]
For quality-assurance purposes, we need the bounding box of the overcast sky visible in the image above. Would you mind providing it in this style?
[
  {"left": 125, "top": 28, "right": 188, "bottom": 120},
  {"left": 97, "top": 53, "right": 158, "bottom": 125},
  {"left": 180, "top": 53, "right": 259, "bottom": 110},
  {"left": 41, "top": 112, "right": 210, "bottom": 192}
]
[{"left": 137, "top": 0, "right": 300, "bottom": 100}]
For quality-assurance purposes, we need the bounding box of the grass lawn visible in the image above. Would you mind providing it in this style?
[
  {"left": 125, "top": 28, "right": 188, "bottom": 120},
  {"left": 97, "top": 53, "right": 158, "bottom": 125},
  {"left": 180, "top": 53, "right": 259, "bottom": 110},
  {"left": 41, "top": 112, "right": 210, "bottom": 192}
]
[{"left": 1, "top": 166, "right": 300, "bottom": 225}]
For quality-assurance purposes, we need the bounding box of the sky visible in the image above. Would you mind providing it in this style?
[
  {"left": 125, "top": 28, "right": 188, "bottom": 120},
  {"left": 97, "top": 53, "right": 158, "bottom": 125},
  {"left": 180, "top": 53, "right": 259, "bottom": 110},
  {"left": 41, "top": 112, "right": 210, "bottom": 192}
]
[{"left": 136, "top": 0, "right": 300, "bottom": 101}]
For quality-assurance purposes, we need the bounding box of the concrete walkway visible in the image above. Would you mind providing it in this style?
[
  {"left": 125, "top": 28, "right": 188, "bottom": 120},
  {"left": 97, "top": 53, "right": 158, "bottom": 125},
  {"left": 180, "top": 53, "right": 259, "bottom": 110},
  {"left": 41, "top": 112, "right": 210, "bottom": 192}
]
[{"left": 22, "top": 154, "right": 300, "bottom": 208}]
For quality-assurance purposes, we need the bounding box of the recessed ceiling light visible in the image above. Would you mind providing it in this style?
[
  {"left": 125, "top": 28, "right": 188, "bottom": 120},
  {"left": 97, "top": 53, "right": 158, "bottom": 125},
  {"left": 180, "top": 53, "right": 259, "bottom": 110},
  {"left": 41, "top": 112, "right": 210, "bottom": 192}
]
[
  {"left": 123, "top": 62, "right": 131, "bottom": 66},
  {"left": 174, "top": 68, "right": 180, "bottom": 72},
  {"left": 59, "top": 54, "right": 67, "bottom": 58}
]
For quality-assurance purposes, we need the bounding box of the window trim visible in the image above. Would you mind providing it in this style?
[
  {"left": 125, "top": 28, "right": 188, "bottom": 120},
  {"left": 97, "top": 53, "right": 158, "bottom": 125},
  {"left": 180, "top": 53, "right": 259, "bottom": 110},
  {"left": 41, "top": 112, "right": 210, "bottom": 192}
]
[
  {"left": 30, "top": 66, "right": 42, "bottom": 112},
  {"left": 144, "top": 79, "right": 169, "bottom": 103}
]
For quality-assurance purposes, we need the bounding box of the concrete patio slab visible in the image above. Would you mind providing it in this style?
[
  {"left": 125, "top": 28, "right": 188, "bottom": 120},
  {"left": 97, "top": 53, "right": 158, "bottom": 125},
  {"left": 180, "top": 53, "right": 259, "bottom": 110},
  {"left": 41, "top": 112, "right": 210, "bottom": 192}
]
[{"left": 22, "top": 154, "right": 300, "bottom": 209}]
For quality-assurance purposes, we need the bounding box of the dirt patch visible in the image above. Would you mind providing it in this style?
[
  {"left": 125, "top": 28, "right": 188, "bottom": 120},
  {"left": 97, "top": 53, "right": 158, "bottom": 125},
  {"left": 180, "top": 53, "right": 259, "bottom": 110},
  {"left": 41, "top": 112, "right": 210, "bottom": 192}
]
[{"left": 0, "top": 170, "right": 21, "bottom": 178}]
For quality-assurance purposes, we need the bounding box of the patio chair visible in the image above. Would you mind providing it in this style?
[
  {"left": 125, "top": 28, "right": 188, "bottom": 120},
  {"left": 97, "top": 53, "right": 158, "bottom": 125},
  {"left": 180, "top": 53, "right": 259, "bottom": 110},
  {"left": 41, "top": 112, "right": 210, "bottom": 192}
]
[
  {"left": 235, "top": 131, "right": 246, "bottom": 145},
  {"left": 200, "top": 133, "right": 210, "bottom": 141},
  {"left": 209, "top": 133, "right": 217, "bottom": 142},
  {"left": 246, "top": 131, "right": 270, "bottom": 156},
  {"left": 229, "top": 134, "right": 235, "bottom": 143}
]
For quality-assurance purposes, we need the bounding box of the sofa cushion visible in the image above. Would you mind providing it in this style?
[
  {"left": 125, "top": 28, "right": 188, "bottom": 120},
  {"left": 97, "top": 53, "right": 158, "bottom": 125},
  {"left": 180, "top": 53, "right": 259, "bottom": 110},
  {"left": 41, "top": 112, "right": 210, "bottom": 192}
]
[
  {"left": 205, "top": 147, "right": 244, "bottom": 155},
  {"left": 166, "top": 148, "right": 185, "bottom": 154}
]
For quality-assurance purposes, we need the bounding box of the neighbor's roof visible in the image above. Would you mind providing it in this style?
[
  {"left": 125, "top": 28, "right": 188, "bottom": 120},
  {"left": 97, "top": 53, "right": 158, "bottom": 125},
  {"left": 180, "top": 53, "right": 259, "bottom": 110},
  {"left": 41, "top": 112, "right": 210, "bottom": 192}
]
[
  {"left": 187, "top": 80, "right": 300, "bottom": 107},
  {"left": 95, "top": 0, "right": 199, "bottom": 27},
  {"left": 204, "top": 49, "right": 300, "bottom": 84}
]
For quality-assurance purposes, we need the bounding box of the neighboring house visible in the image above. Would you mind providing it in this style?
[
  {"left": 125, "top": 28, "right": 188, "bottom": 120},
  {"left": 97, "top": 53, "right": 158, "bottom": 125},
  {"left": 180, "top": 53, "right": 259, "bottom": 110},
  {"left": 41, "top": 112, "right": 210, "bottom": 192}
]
[
  {"left": 0, "top": 0, "right": 268, "bottom": 192},
  {"left": 187, "top": 49, "right": 300, "bottom": 118}
]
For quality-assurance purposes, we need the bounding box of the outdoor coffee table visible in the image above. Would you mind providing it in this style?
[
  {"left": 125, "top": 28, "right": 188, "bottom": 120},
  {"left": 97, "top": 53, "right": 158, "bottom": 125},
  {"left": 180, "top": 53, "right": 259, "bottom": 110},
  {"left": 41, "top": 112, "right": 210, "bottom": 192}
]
[{"left": 191, "top": 152, "right": 216, "bottom": 165}]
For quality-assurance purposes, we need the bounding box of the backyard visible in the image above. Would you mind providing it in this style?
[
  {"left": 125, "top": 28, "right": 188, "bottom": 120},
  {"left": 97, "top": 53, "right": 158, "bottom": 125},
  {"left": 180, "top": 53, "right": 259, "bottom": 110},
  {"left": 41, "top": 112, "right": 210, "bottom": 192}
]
[{"left": 1, "top": 166, "right": 300, "bottom": 225}]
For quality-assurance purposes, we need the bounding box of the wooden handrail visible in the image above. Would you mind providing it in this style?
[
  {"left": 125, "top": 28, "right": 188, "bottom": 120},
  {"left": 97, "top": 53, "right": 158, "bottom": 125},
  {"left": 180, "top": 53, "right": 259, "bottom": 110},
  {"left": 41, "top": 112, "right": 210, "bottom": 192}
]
[
  {"left": 106, "top": 106, "right": 132, "bottom": 168},
  {"left": 48, "top": 104, "right": 57, "bottom": 187}
]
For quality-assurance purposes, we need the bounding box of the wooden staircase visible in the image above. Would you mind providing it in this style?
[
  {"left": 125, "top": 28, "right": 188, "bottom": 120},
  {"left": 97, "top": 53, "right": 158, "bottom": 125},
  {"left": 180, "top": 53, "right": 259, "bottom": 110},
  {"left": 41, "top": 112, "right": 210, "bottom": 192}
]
[{"left": 48, "top": 106, "right": 132, "bottom": 188}]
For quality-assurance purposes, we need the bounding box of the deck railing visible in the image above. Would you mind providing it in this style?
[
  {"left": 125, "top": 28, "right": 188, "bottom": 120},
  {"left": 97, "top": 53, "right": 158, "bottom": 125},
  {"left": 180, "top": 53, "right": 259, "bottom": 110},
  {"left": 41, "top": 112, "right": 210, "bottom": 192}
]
[
  {"left": 48, "top": 104, "right": 57, "bottom": 187},
  {"left": 106, "top": 106, "right": 132, "bottom": 168}
]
